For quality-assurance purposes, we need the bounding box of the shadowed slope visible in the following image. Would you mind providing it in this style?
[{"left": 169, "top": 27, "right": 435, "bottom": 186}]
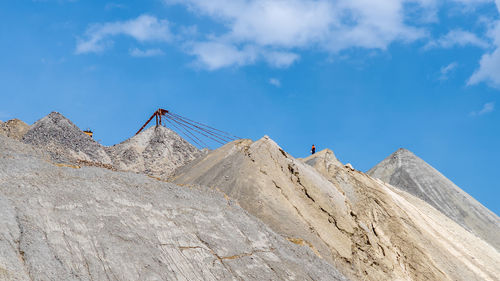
[
  {"left": 172, "top": 139, "right": 500, "bottom": 280},
  {"left": 368, "top": 148, "right": 500, "bottom": 251},
  {"left": 0, "top": 134, "right": 348, "bottom": 281}
]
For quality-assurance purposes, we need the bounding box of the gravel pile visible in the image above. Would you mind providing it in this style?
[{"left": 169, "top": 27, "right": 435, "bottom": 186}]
[
  {"left": 22, "top": 112, "right": 112, "bottom": 164},
  {"left": 18, "top": 112, "right": 203, "bottom": 176},
  {"left": 0, "top": 118, "right": 30, "bottom": 140},
  {"left": 173, "top": 136, "right": 500, "bottom": 281},
  {"left": 107, "top": 125, "right": 202, "bottom": 178},
  {"left": 0, "top": 134, "right": 348, "bottom": 281},
  {"left": 368, "top": 148, "right": 500, "bottom": 251}
]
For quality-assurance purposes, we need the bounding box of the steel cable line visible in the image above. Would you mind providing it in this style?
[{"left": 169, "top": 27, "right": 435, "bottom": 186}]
[{"left": 165, "top": 113, "right": 232, "bottom": 143}]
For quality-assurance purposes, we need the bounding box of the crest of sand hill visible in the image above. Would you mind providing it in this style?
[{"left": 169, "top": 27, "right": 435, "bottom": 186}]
[
  {"left": 5, "top": 112, "right": 500, "bottom": 280},
  {"left": 0, "top": 118, "right": 30, "bottom": 140},
  {"left": 172, "top": 137, "right": 500, "bottom": 281},
  {"left": 368, "top": 148, "right": 500, "bottom": 251},
  {"left": 0, "top": 134, "right": 348, "bottom": 281},
  {"left": 20, "top": 112, "right": 201, "bottom": 177}
]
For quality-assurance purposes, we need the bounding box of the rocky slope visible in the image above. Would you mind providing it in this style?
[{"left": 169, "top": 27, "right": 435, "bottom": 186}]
[
  {"left": 107, "top": 125, "right": 201, "bottom": 178},
  {"left": 172, "top": 138, "right": 500, "bottom": 281},
  {"left": 22, "top": 112, "right": 112, "bottom": 165},
  {"left": 0, "top": 119, "right": 30, "bottom": 140},
  {"left": 368, "top": 148, "right": 500, "bottom": 251},
  {"left": 3, "top": 112, "right": 499, "bottom": 281},
  {"left": 0, "top": 134, "right": 348, "bottom": 281},
  {"left": 19, "top": 112, "right": 201, "bottom": 178}
]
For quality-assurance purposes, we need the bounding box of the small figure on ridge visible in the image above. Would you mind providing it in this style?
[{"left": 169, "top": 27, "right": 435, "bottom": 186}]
[{"left": 311, "top": 144, "right": 316, "bottom": 155}]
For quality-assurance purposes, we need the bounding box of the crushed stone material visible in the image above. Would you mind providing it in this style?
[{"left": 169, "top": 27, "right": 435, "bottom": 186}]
[
  {"left": 0, "top": 118, "right": 30, "bottom": 140},
  {"left": 368, "top": 148, "right": 500, "bottom": 251},
  {"left": 107, "top": 125, "right": 202, "bottom": 178},
  {"left": 173, "top": 138, "right": 500, "bottom": 281},
  {"left": 0, "top": 134, "right": 348, "bottom": 281},
  {"left": 22, "top": 112, "right": 112, "bottom": 164}
]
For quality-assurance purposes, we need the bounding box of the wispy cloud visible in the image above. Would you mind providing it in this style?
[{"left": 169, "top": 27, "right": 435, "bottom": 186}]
[
  {"left": 76, "top": 14, "right": 171, "bottom": 54},
  {"left": 470, "top": 102, "right": 495, "bottom": 116},
  {"left": 167, "top": 0, "right": 433, "bottom": 69},
  {"left": 424, "top": 29, "right": 489, "bottom": 50},
  {"left": 269, "top": 78, "right": 281, "bottom": 87},
  {"left": 129, "top": 48, "right": 165, "bottom": 57},
  {"left": 188, "top": 42, "right": 258, "bottom": 70},
  {"left": 468, "top": 15, "right": 500, "bottom": 88},
  {"left": 263, "top": 51, "right": 299, "bottom": 68},
  {"left": 439, "top": 62, "right": 458, "bottom": 80}
]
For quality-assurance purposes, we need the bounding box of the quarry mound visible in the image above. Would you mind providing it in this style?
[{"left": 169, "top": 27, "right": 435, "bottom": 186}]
[
  {"left": 0, "top": 118, "right": 30, "bottom": 140},
  {"left": 0, "top": 134, "right": 348, "bottom": 281},
  {"left": 22, "top": 112, "right": 112, "bottom": 164},
  {"left": 173, "top": 137, "right": 500, "bottom": 281},
  {"left": 2, "top": 112, "right": 500, "bottom": 281},
  {"left": 107, "top": 125, "right": 201, "bottom": 178},
  {"left": 368, "top": 148, "right": 500, "bottom": 251}
]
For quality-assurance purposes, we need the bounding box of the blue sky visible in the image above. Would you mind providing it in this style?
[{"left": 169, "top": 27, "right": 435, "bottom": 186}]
[{"left": 0, "top": 0, "right": 499, "bottom": 215}]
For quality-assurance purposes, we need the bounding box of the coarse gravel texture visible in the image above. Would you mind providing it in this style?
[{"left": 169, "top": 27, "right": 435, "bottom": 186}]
[
  {"left": 0, "top": 134, "right": 349, "bottom": 281},
  {"left": 107, "top": 125, "right": 202, "bottom": 179},
  {"left": 368, "top": 148, "right": 500, "bottom": 251},
  {"left": 4, "top": 112, "right": 500, "bottom": 281},
  {"left": 22, "top": 112, "right": 112, "bottom": 165}
]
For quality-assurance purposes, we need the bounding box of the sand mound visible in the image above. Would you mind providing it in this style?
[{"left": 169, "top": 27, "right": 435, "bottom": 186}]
[
  {"left": 173, "top": 137, "right": 500, "bottom": 281},
  {"left": 0, "top": 118, "right": 30, "bottom": 140},
  {"left": 22, "top": 112, "right": 112, "bottom": 164},
  {"left": 368, "top": 148, "right": 500, "bottom": 251},
  {"left": 107, "top": 125, "right": 201, "bottom": 178},
  {"left": 0, "top": 134, "right": 347, "bottom": 281},
  {"left": 301, "top": 149, "right": 344, "bottom": 171}
]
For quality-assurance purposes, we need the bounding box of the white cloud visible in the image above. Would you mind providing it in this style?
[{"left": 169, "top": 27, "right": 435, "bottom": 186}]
[
  {"left": 189, "top": 42, "right": 258, "bottom": 70},
  {"left": 263, "top": 51, "right": 299, "bottom": 68},
  {"left": 470, "top": 102, "right": 495, "bottom": 116},
  {"left": 269, "top": 78, "right": 281, "bottom": 87},
  {"left": 188, "top": 41, "right": 301, "bottom": 69},
  {"left": 425, "top": 29, "right": 489, "bottom": 49},
  {"left": 129, "top": 48, "right": 165, "bottom": 57},
  {"left": 468, "top": 3, "right": 500, "bottom": 88},
  {"left": 468, "top": 47, "right": 500, "bottom": 87},
  {"left": 439, "top": 62, "right": 458, "bottom": 80},
  {"left": 76, "top": 15, "right": 171, "bottom": 54},
  {"left": 168, "top": 0, "right": 434, "bottom": 69}
]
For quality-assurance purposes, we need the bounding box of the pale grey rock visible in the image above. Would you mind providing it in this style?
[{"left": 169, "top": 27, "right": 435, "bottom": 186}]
[
  {"left": 22, "top": 112, "right": 112, "bottom": 165},
  {"left": 107, "top": 125, "right": 201, "bottom": 178},
  {"left": 368, "top": 148, "right": 500, "bottom": 251},
  {"left": 174, "top": 138, "right": 500, "bottom": 281},
  {"left": 0, "top": 135, "right": 348, "bottom": 281},
  {"left": 302, "top": 149, "right": 344, "bottom": 169}
]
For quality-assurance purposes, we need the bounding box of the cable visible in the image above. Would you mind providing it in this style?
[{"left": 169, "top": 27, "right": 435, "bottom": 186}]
[
  {"left": 165, "top": 113, "right": 233, "bottom": 143},
  {"left": 163, "top": 118, "right": 205, "bottom": 148},
  {"left": 169, "top": 111, "right": 240, "bottom": 139},
  {"left": 165, "top": 113, "right": 228, "bottom": 144},
  {"left": 165, "top": 117, "right": 209, "bottom": 148}
]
